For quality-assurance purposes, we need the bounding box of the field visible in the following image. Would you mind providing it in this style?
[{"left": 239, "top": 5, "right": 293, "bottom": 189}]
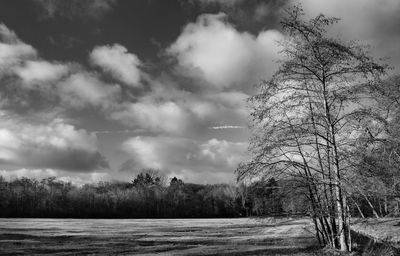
[{"left": 0, "top": 218, "right": 319, "bottom": 255}]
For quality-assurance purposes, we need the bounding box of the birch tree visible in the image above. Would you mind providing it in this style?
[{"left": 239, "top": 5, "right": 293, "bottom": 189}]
[{"left": 237, "top": 6, "right": 386, "bottom": 251}]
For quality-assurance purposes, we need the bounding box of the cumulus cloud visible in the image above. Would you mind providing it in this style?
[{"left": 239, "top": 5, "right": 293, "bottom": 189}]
[
  {"left": 14, "top": 60, "right": 69, "bottom": 85},
  {"left": 90, "top": 44, "right": 142, "bottom": 86},
  {"left": 0, "top": 111, "right": 108, "bottom": 172},
  {"left": 110, "top": 81, "right": 249, "bottom": 136},
  {"left": 0, "top": 23, "right": 20, "bottom": 44},
  {"left": 0, "top": 24, "right": 37, "bottom": 71},
  {"left": 0, "top": 17, "right": 253, "bottom": 184},
  {"left": 57, "top": 72, "right": 121, "bottom": 109},
  {"left": 112, "top": 100, "right": 191, "bottom": 134},
  {"left": 32, "top": 0, "right": 117, "bottom": 20},
  {"left": 0, "top": 23, "right": 122, "bottom": 111},
  {"left": 167, "top": 13, "right": 283, "bottom": 89},
  {"left": 0, "top": 24, "right": 60, "bottom": 83},
  {"left": 121, "top": 136, "right": 248, "bottom": 183}
]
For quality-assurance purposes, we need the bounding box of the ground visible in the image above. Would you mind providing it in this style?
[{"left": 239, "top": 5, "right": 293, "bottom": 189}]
[
  {"left": 0, "top": 218, "right": 319, "bottom": 255},
  {"left": 352, "top": 218, "right": 400, "bottom": 246},
  {"left": 2, "top": 217, "right": 398, "bottom": 255}
]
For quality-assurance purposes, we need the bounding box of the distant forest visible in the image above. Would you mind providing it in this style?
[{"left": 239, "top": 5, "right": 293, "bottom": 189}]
[
  {"left": 0, "top": 170, "right": 288, "bottom": 218},
  {"left": 0, "top": 168, "right": 391, "bottom": 218}
]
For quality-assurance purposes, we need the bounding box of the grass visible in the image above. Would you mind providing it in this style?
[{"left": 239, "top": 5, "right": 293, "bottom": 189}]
[
  {"left": 0, "top": 218, "right": 320, "bottom": 255},
  {"left": 351, "top": 218, "right": 400, "bottom": 246},
  {"left": 5, "top": 217, "right": 398, "bottom": 255}
]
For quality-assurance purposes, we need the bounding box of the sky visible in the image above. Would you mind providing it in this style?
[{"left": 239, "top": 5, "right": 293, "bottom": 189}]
[{"left": 0, "top": 0, "right": 400, "bottom": 185}]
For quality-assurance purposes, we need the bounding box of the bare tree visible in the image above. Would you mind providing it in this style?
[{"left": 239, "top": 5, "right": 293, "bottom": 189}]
[
  {"left": 355, "top": 75, "right": 400, "bottom": 217},
  {"left": 237, "top": 6, "right": 386, "bottom": 251}
]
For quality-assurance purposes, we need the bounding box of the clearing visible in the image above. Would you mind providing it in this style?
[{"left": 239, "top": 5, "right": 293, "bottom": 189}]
[{"left": 0, "top": 218, "right": 318, "bottom": 255}]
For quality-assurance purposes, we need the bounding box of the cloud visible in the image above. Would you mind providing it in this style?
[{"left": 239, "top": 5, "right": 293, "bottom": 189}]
[
  {"left": 112, "top": 100, "right": 191, "bottom": 134},
  {"left": 110, "top": 80, "right": 249, "bottom": 136},
  {"left": 0, "top": 23, "right": 20, "bottom": 44},
  {"left": 167, "top": 13, "right": 283, "bottom": 89},
  {"left": 181, "top": 0, "right": 288, "bottom": 33},
  {"left": 109, "top": 79, "right": 196, "bottom": 135},
  {"left": 299, "top": 0, "right": 400, "bottom": 36},
  {"left": 57, "top": 72, "right": 121, "bottom": 109},
  {"left": 298, "top": 0, "right": 400, "bottom": 69},
  {"left": 209, "top": 126, "right": 244, "bottom": 129},
  {"left": 14, "top": 60, "right": 69, "bottom": 85},
  {"left": 0, "top": 111, "right": 108, "bottom": 172},
  {"left": 93, "top": 129, "right": 143, "bottom": 134},
  {"left": 0, "top": 168, "right": 110, "bottom": 185},
  {"left": 0, "top": 24, "right": 37, "bottom": 71},
  {"left": 121, "top": 136, "right": 248, "bottom": 183},
  {"left": 32, "top": 0, "right": 117, "bottom": 20},
  {"left": 0, "top": 18, "right": 253, "bottom": 184},
  {"left": 90, "top": 44, "right": 142, "bottom": 87},
  {"left": 0, "top": 23, "right": 123, "bottom": 111}
]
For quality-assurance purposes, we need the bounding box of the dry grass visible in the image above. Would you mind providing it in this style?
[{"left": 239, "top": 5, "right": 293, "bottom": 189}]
[
  {"left": 352, "top": 218, "right": 400, "bottom": 245},
  {"left": 0, "top": 218, "right": 319, "bottom": 255}
]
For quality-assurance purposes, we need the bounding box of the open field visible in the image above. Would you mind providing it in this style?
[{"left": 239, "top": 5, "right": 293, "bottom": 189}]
[{"left": 0, "top": 218, "right": 319, "bottom": 255}]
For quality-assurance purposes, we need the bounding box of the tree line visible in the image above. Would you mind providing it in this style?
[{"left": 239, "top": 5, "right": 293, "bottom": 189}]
[
  {"left": 1, "top": 169, "right": 394, "bottom": 220},
  {"left": 238, "top": 5, "right": 400, "bottom": 252},
  {"left": 0, "top": 171, "right": 302, "bottom": 218}
]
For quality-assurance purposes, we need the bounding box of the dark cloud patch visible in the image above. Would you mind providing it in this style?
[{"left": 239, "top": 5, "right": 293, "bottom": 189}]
[
  {"left": 0, "top": 149, "right": 109, "bottom": 173},
  {"left": 32, "top": 0, "right": 117, "bottom": 21},
  {"left": 21, "top": 150, "right": 109, "bottom": 172},
  {"left": 118, "top": 158, "right": 140, "bottom": 173},
  {"left": 48, "top": 34, "right": 83, "bottom": 50}
]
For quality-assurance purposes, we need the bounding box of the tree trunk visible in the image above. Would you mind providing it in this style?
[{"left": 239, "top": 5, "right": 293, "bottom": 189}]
[
  {"left": 346, "top": 204, "right": 352, "bottom": 252},
  {"left": 384, "top": 196, "right": 388, "bottom": 216},
  {"left": 335, "top": 185, "right": 348, "bottom": 251},
  {"left": 354, "top": 200, "right": 365, "bottom": 218},
  {"left": 363, "top": 193, "right": 380, "bottom": 218}
]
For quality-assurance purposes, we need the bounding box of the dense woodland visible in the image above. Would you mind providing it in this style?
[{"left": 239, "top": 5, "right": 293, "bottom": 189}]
[
  {"left": 0, "top": 171, "right": 295, "bottom": 218},
  {"left": 0, "top": 167, "right": 397, "bottom": 219}
]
